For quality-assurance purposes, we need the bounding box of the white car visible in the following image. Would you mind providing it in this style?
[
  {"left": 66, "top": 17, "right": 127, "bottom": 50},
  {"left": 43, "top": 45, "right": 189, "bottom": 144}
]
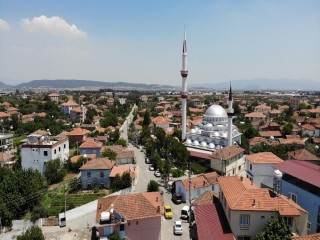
[
  {"left": 173, "top": 221, "right": 183, "bottom": 235},
  {"left": 149, "top": 164, "right": 155, "bottom": 171},
  {"left": 154, "top": 170, "right": 161, "bottom": 177}
]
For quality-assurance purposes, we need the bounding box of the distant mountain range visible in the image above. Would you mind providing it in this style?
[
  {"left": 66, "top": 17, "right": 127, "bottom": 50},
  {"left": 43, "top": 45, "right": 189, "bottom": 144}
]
[
  {"left": 189, "top": 78, "right": 320, "bottom": 91},
  {"left": 0, "top": 78, "right": 318, "bottom": 91}
]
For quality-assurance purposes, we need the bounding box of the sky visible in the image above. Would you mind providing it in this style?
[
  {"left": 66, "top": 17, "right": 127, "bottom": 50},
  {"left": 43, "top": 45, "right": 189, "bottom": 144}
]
[{"left": 0, "top": 0, "right": 319, "bottom": 86}]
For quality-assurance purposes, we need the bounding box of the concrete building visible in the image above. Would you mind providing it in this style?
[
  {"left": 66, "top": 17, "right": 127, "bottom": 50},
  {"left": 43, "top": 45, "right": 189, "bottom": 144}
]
[
  {"left": 245, "top": 152, "right": 283, "bottom": 188},
  {"left": 21, "top": 130, "right": 69, "bottom": 174},
  {"left": 275, "top": 160, "right": 320, "bottom": 234},
  {"left": 218, "top": 176, "right": 308, "bottom": 239},
  {"left": 60, "top": 100, "right": 79, "bottom": 115}
]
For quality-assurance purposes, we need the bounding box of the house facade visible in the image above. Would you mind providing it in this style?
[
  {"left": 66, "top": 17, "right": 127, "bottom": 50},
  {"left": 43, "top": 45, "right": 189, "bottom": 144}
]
[
  {"left": 96, "top": 192, "right": 163, "bottom": 240},
  {"left": 79, "top": 138, "right": 103, "bottom": 156},
  {"left": 275, "top": 160, "right": 320, "bottom": 234},
  {"left": 245, "top": 152, "right": 283, "bottom": 188},
  {"left": 21, "top": 130, "right": 69, "bottom": 174},
  {"left": 79, "top": 157, "right": 115, "bottom": 189},
  {"left": 218, "top": 176, "right": 308, "bottom": 239}
]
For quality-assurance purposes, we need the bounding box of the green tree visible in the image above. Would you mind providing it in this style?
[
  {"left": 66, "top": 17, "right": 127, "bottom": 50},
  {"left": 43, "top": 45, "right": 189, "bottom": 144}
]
[
  {"left": 147, "top": 180, "right": 159, "bottom": 192},
  {"left": 108, "top": 232, "right": 122, "bottom": 240},
  {"left": 100, "top": 148, "right": 117, "bottom": 160},
  {"left": 31, "top": 205, "right": 47, "bottom": 223},
  {"left": 115, "top": 138, "right": 127, "bottom": 147},
  {"left": 142, "top": 110, "right": 151, "bottom": 126},
  {"left": 17, "top": 226, "right": 45, "bottom": 240},
  {"left": 254, "top": 218, "right": 291, "bottom": 240},
  {"left": 282, "top": 123, "right": 293, "bottom": 136},
  {"left": 44, "top": 159, "right": 67, "bottom": 184}
]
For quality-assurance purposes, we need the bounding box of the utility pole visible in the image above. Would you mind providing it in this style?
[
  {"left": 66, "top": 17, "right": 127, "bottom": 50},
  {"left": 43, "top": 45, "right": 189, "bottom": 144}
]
[
  {"left": 64, "top": 181, "right": 67, "bottom": 226},
  {"left": 188, "top": 161, "right": 192, "bottom": 239}
]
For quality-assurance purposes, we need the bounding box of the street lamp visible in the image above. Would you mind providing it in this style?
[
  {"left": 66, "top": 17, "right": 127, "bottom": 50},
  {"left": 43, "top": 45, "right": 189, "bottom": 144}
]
[{"left": 83, "top": 154, "right": 88, "bottom": 165}]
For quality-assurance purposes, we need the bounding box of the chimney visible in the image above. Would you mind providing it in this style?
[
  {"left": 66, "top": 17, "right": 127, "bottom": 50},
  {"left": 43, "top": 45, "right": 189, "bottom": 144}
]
[
  {"left": 252, "top": 199, "right": 256, "bottom": 207},
  {"left": 203, "top": 181, "right": 206, "bottom": 186},
  {"left": 157, "top": 206, "right": 160, "bottom": 213},
  {"left": 240, "top": 176, "right": 243, "bottom": 181},
  {"left": 156, "top": 197, "right": 158, "bottom": 202}
]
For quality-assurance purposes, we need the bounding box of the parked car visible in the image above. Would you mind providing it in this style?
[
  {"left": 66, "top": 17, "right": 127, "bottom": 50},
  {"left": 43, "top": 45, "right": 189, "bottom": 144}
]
[
  {"left": 173, "top": 221, "right": 183, "bottom": 235},
  {"left": 154, "top": 170, "right": 161, "bottom": 177},
  {"left": 164, "top": 205, "right": 173, "bottom": 219},
  {"left": 145, "top": 157, "right": 150, "bottom": 164},
  {"left": 149, "top": 164, "right": 155, "bottom": 171},
  {"left": 181, "top": 205, "right": 190, "bottom": 220},
  {"left": 172, "top": 193, "right": 182, "bottom": 204}
]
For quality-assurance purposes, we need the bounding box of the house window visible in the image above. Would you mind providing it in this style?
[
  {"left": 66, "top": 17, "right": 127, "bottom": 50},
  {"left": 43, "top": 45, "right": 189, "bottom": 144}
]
[
  {"left": 261, "top": 216, "right": 265, "bottom": 219},
  {"left": 240, "top": 214, "right": 250, "bottom": 227},
  {"left": 100, "top": 183, "right": 104, "bottom": 188},
  {"left": 250, "top": 164, "right": 252, "bottom": 171},
  {"left": 289, "top": 193, "right": 297, "bottom": 203},
  {"left": 100, "top": 172, "right": 104, "bottom": 177},
  {"left": 64, "top": 144, "right": 66, "bottom": 148},
  {"left": 44, "top": 151, "right": 48, "bottom": 156},
  {"left": 238, "top": 165, "right": 241, "bottom": 171},
  {"left": 238, "top": 237, "right": 250, "bottom": 240},
  {"left": 87, "top": 172, "right": 91, "bottom": 178},
  {"left": 282, "top": 217, "right": 293, "bottom": 227},
  {"left": 54, "top": 149, "right": 56, "bottom": 154},
  {"left": 87, "top": 183, "right": 91, "bottom": 189},
  {"left": 59, "top": 147, "right": 61, "bottom": 152},
  {"left": 307, "top": 222, "right": 311, "bottom": 231},
  {"left": 232, "top": 169, "right": 235, "bottom": 175}
]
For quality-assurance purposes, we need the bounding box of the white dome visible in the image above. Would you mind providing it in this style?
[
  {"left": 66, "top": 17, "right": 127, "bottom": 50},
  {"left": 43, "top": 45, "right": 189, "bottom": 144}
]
[
  {"left": 208, "top": 143, "right": 215, "bottom": 149},
  {"left": 186, "top": 139, "right": 192, "bottom": 144},
  {"left": 190, "top": 129, "right": 196, "bottom": 134},
  {"left": 213, "top": 131, "right": 220, "bottom": 137},
  {"left": 204, "top": 105, "right": 227, "bottom": 118},
  {"left": 222, "top": 132, "right": 228, "bottom": 138},
  {"left": 200, "top": 141, "right": 207, "bottom": 147},
  {"left": 206, "top": 123, "right": 213, "bottom": 127},
  {"left": 197, "top": 129, "right": 202, "bottom": 134},
  {"left": 193, "top": 140, "right": 199, "bottom": 146},
  {"left": 216, "top": 145, "right": 220, "bottom": 149}
]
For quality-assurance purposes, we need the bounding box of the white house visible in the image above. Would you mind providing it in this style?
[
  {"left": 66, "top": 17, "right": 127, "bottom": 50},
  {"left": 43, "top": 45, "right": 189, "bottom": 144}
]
[
  {"left": 21, "top": 130, "right": 69, "bottom": 174},
  {"left": 60, "top": 100, "right": 79, "bottom": 115},
  {"left": 245, "top": 152, "right": 283, "bottom": 188},
  {"left": 211, "top": 145, "right": 246, "bottom": 177},
  {"left": 174, "top": 172, "right": 219, "bottom": 203}
]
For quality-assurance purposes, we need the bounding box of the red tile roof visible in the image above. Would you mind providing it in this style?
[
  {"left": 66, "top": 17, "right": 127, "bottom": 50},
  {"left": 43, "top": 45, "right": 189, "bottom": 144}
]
[
  {"left": 246, "top": 152, "right": 283, "bottom": 164},
  {"left": 194, "top": 194, "right": 234, "bottom": 240},
  {"left": 275, "top": 160, "right": 320, "bottom": 188},
  {"left": 211, "top": 145, "right": 244, "bottom": 161},
  {"left": 293, "top": 233, "right": 320, "bottom": 239},
  {"left": 79, "top": 138, "right": 103, "bottom": 148},
  {"left": 188, "top": 149, "right": 211, "bottom": 160},
  {"left": 79, "top": 157, "right": 115, "bottom": 170},
  {"left": 288, "top": 149, "right": 320, "bottom": 161},
  {"left": 218, "top": 176, "right": 306, "bottom": 215},
  {"left": 60, "top": 100, "right": 78, "bottom": 106},
  {"left": 259, "top": 131, "right": 282, "bottom": 137},
  {"left": 96, "top": 192, "right": 163, "bottom": 222},
  {"left": 178, "top": 172, "right": 219, "bottom": 190},
  {"left": 67, "top": 128, "right": 90, "bottom": 136}
]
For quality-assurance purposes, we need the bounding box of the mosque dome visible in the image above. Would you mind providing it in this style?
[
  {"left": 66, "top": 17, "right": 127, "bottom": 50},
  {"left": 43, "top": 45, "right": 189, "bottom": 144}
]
[
  {"left": 200, "top": 141, "right": 207, "bottom": 147},
  {"left": 193, "top": 140, "right": 199, "bottom": 146},
  {"left": 206, "top": 123, "right": 213, "bottom": 128},
  {"left": 208, "top": 143, "right": 215, "bottom": 149},
  {"left": 186, "top": 139, "right": 192, "bottom": 144},
  {"left": 190, "top": 129, "right": 196, "bottom": 134},
  {"left": 204, "top": 105, "right": 227, "bottom": 118}
]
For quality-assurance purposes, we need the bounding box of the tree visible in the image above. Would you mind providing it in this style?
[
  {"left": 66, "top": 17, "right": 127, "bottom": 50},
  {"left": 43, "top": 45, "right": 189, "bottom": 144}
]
[
  {"left": 31, "top": 205, "right": 47, "bottom": 223},
  {"left": 282, "top": 123, "right": 293, "bottom": 136},
  {"left": 44, "top": 159, "right": 67, "bottom": 184},
  {"left": 115, "top": 138, "right": 127, "bottom": 147},
  {"left": 254, "top": 218, "right": 291, "bottom": 240},
  {"left": 17, "top": 226, "right": 45, "bottom": 240},
  {"left": 100, "top": 148, "right": 117, "bottom": 160},
  {"left": 111, "top": 172, "right": 132, "bottom": 192},
  {"left": 147, "top": 180, "right": 159, "bottom": 192},
  {"left": 108, "top": 233, "right": 122, "bottom": 240},
  {"left": 142, "top": 110, "right": 151, "bottom": 126}
]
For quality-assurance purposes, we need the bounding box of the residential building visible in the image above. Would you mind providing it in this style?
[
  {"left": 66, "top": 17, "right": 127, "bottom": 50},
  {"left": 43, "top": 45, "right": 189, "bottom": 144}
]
[
  {"left": 244, "top": 112, "right": 266, "bottom": 122},
  {"left": 211, "top": 145, "right": 246, "bottom": 177},
  {"left": 245, "top": 152, "right": 283, "bottom": 188},
  {"left": 79, "top": 138, "right": 103, "bottom": 156},
  {"left": 288, "top": 149, "right": 320, "bottom": 164},
  {"left": 70, "top": 106, "right": 86, "bottom": 123},
  {"left": 48, "top": 93, "right": 60, "bottom": 103},
  {"left": 152, "top": 116, "right": 171, "bottom": 132},
  {"left": 0, "top": 133, "right": 14, "bottom": 153},
  {"left": 218, "top": 176, "right": 308, "bottom": 239},
  {"left": 60, "top": 100, "right": 79, "bottom": 115},
  {"left": 21, "top": 130, "right": 69, "bottom": 174},
  {"left": 79, "top": 157, "right": 115, "bottom": 189},
  {"left": 174, "top": 172, "right": 219, "bottom": 202},
  {"left": 100, "top": 145, "right": 135, "bottom": 165},
  {"left": 0, "top": 152, "right": 15, "bottom": 170},
  {"left": 275, "top": 160, "right": 320, "bottom": 234},
  {"left": 66, "top": 127, "right": 90, "bottom": 144},
  {"left": 193, "top": 191, "right": 234, "bottom": 240},
  {"left": 96, "top": 192, "right": 163, "bottom": 240}
]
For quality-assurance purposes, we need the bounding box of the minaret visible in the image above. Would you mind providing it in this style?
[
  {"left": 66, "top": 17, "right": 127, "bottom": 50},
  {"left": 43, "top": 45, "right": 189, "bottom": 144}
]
[
  {"left": 227, "top": 83, "right": 234, "bottom": 146},
  {"left": 181, "top": 30, "right": 188, "bottom": 141}
]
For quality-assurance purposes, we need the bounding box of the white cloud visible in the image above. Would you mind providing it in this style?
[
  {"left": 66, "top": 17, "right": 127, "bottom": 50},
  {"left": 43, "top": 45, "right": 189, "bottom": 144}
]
[
  {"left": 21, "top": 15, "right": 87, "bottom": 39},
  {"left": 0, "top": 19, "right": 10, "bottom": 31}
]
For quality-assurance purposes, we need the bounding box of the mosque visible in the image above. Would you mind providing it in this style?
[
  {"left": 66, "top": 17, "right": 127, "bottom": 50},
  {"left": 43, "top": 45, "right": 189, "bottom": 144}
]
[{"left": 179, "top": 32, "right": 242, "bottom": 153}]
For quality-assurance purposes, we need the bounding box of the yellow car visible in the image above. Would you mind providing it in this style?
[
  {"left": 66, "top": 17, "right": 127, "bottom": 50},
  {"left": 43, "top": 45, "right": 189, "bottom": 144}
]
[{"left": 164, "top": 205, "right": 173, "bottom": 219}]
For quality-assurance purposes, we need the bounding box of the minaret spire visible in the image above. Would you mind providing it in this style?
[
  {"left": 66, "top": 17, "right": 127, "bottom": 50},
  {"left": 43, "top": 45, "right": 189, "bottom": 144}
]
[
  {"left": 227, "top": 82, "right": 234, "bottom": 147},
  {"left": 181, "top": 29, "right": 188, "bottom": 141}
]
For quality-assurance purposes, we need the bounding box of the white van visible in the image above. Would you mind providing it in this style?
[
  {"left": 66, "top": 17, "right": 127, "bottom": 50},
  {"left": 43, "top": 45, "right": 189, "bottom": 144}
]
[{"left": 181, "top": 205, "right": 190, "bottom": 220}]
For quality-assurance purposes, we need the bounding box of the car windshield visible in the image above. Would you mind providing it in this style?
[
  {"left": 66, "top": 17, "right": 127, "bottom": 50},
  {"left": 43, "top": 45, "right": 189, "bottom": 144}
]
[
  {"left": 175, "top": 224, "right": 182, "bottom": 228},
  {"left": 165, "top": 208, "right": 171, "bottom": 212}
]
